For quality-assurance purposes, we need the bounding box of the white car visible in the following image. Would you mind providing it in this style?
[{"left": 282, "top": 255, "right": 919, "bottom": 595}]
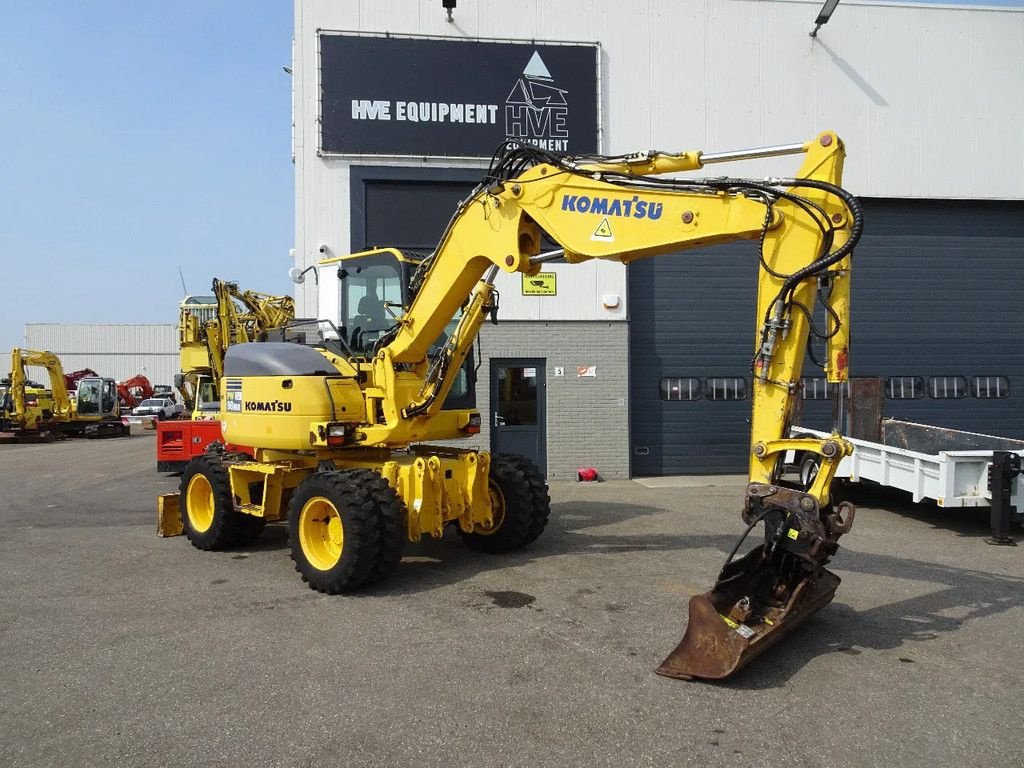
[{"left": 129, "top": 398, "right": 178, "bottom": 422}]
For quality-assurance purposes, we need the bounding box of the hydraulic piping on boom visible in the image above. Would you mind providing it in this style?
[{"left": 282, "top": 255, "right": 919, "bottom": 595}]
[{"left": 159, "top": 131, "right": 862, "bottom": 681}]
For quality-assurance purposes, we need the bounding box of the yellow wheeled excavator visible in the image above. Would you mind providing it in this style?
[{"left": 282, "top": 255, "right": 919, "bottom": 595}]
[{"left": 159, "top": 131, "right": 862, "bottom": 680}]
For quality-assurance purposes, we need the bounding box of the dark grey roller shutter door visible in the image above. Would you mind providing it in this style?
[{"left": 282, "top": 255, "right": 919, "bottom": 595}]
[
  {"left": 351, "top": 167, "right": 480, "bottom": 251},
  {"left": 629, "top": 199, "right": 1024, "bottom": 476}
]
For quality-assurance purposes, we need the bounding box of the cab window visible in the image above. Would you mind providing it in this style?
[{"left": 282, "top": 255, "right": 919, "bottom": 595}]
[{"left": 339, "top": 257, "right": 403, "bottom": 353}]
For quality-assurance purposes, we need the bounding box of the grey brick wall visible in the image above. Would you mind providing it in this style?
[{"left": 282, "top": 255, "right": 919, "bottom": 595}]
[{"left": 442, "top": 321, "right": 630, "bottom": 481}]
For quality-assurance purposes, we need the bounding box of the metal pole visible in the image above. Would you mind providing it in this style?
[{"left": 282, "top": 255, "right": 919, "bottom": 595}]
[{"left": 986, "top": 451, "right": 1020, "bottom": 546}]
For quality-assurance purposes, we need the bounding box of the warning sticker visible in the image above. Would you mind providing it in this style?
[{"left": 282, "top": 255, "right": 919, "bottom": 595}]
[
  {"left": 591, "top": 217, "right": 614, "bottom": 241},
  {"left": 522, "top": 272, "right": 557, "bottom": 296},
  {"left": 720, "top": 614, "right": 756, "bottom": 639}
]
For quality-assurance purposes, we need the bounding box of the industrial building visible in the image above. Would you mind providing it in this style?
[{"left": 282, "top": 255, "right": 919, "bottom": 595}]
[
  {"left": 22, "top": 2, "right": 1021, "bottom": 479},
  {"left": 290, "top": 0, "right": 1024, "bottom": 478},
  {"left": 23, "top": 324, "right": 179, "bottom": 389}
]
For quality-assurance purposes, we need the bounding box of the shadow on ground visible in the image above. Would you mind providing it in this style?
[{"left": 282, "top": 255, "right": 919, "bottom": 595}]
[
  {"left": 838, "top": 481, "right": 1023, "bottom": 541},
  {"left": 235, "top": 497, "right": 1024, "bottom": 688}
]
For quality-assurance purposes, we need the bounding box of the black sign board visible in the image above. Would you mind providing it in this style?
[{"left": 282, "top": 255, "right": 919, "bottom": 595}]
[{"left": 320, "top": 33, "right": 599, "bottom": 158}]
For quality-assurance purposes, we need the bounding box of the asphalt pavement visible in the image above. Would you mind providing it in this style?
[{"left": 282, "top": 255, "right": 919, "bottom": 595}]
[{"left": 1, "top": 436, "right": 1021, "bottom": 767}]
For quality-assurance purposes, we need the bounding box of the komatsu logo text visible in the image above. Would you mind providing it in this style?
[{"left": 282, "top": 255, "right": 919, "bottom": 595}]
[
  {"left": 244, "top": 400, "right": 292, "bottom": 413},
  {"left": 561, "top": 195, "right": 663, "bottom": 220}
]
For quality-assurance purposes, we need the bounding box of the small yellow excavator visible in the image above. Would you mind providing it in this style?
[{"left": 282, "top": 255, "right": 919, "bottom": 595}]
[
  {"left": 159, "top": 131, "right": 861, "bottom": 680},
  {"left": 1, "top": 349, "right": 127, "bottom": 439}
]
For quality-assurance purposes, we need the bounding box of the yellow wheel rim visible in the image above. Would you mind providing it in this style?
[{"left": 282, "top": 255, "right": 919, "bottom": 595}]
[
  {"left": 186, "top": 474, "right": 215, "bottom": 533},
  {"left": 475, "top": 483, "right": 506, "bottom": 536},
  {"left": 299, "top": 497, "right": 344, "bottom": 571}
]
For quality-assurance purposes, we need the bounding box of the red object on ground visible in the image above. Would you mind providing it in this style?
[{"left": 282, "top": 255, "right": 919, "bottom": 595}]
[{"left": 577, "top": 467, "right": 599, "bottom": 482}]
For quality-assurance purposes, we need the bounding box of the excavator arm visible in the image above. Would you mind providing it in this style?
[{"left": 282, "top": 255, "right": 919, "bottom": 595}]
[
  {"left": 371, "top": 131, "right": 862, "bottom": 679},
  {"left": 8, "top": 349, "right": 73, "bottom": 422},
  {"left": 117, "top": 374, "right": 154, "bottom": 409},
  {"left": 177, "top": 280, "right": 296, "bottom": 410}
]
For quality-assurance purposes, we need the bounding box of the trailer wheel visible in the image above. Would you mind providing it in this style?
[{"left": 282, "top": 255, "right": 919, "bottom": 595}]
[
  {"left": 288, "top": 471, "right": 385, "bottom": 593},
  {"left": 179, "top": 455, "right": 242, "bottom": 550},
  {"left": 459, "top": 454, "right": 547, "bottom": 553}
]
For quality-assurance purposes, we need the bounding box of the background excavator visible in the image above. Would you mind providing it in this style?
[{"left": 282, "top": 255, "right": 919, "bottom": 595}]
[
  {"left": 155, "top": 280, "right": 296, "bottom": 471},
  {"left": 117, "top": 374, "right": 155, "bottom": 410},
  {"left": 158, "top": 131, "right": 862, "bottom": 681},
  {"left": 1, "top": 349, "right": 127, "bottom": 439}
]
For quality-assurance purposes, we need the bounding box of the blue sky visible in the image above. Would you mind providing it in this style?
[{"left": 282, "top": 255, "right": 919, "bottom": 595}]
[
  {"left": 0, "top": 3, "right": 293, "bottom": 352},
  {"left": 2, "top": 1, "right": 1022, "bottom": 354}
]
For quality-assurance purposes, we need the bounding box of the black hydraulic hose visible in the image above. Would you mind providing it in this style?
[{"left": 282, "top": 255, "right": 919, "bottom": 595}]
[
  {"left": 719, "top": 506, "right": 773, "bottom": 576},
  {"left": 774, "top": 178, "right": 864, "bottom": 298}
]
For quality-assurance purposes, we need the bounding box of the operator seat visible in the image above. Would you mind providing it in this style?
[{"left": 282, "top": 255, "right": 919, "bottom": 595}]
[{"left": 351, "top": 293, "right": 387, "bottom": 349}]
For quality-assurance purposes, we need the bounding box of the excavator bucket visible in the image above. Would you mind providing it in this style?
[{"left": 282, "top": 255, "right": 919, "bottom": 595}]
[
  {"left": 656, "top": 482, "right": 855, "bottom": 681},
  {"left": 656, "top": 544, "right": 841, "bottom": 681}
]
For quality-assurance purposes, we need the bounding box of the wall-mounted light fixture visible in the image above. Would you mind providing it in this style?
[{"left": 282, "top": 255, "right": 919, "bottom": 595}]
[
  {"left": 289, "top": 265, "right": 319, "bottom": 285},
  {"left": 442, "top": 0, "right": 456, "bottom": 23},
  {"left": 810, "top": 0, "right": 841, "bottom": 38}
]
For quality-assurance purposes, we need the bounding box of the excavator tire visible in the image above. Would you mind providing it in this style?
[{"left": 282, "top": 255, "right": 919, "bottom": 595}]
[
  {"left": 501, "top": 453, "right": 551, "bottom": 545},
  {"left": 179, "top": 455, "right": 243, "bottom": 550},
  {"left": 287, "top": 470, "right": 385, "bottom": 594},
  {"left": 458, "top": 453, "right": 548, "bottom": 553},
  {"left": 354, "top": 470, "right": 407, "bottom": 586}
]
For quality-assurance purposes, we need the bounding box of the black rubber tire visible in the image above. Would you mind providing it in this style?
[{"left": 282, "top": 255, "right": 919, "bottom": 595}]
[
  {"left": 458, "top": 453, "right": 549, "bottom": 553},
  {"left": 179, "top": 455, "right": 242, "bottom": 550},
  {"left": 499, "top": 453, "right": 551, "bottom": 544},
  {"left": 288, "top": 470, "right": 388, "bottom": 594},
  {"left": 351, "top": 470, "right": 407, "bottom": 586}
]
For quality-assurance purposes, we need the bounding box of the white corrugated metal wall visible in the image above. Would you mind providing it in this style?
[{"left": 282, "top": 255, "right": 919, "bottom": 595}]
[{"left": 23, "top": 324, "right": 179, "bottom": 387}]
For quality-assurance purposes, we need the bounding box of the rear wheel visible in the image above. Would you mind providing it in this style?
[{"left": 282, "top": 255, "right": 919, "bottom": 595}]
[
  {"left": 458, "top": 454, "right": 550, "bottom": 553},
  {"left": 179, "top": 455, "right": 242, "bottom": 550},
  {"left": 288, "top": 470, "right": 404, "bottom": 593}
]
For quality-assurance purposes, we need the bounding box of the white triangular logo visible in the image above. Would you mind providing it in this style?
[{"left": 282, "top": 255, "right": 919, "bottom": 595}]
[{"left": 523, "top": 51, "right": 552, "bottom": 80}]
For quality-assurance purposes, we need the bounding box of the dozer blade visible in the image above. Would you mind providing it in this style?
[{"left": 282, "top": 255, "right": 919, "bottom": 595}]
[{"left": 656, "top": 545, "right": 841, "bottom": 681}]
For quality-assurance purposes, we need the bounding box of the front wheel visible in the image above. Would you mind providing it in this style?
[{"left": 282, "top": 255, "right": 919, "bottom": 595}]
[
  {"left": 179, "top": 455, "right": 243, "bottom": 550},
  {"left": 458, "top": 454, "right": 551, "bottom": 553},
  {"left": 287, "top": 470, "right": 406, "bottom": 594}
]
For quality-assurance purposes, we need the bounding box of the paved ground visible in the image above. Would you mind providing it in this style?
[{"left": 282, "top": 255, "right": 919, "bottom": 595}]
[{"left": 1, "top": 436, "right": 1021, "bottom": 768}]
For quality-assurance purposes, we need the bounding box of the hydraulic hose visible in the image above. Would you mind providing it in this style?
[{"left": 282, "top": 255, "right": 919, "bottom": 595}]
[{"left": 774, "top": 177, "right": 864, "bottom": 298}]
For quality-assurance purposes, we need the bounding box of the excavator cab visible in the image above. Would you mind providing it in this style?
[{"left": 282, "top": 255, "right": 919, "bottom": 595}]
[
  {"left": 332, "top": 249, "right": 475, "bottom": 409},
  {"left": 336, "top": 250, "right": 411, "bottom": 354},
  {"left": 73, "top": 377, "right": 119, "bottom": 418}
]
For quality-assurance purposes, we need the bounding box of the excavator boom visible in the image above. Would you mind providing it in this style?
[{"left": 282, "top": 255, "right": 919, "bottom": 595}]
[
  {"left": 163, "top": 131, "right": 862, "bottom": 683},
  {"left": 372, "top": 131, "right": 861, "bottom": 679}
]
